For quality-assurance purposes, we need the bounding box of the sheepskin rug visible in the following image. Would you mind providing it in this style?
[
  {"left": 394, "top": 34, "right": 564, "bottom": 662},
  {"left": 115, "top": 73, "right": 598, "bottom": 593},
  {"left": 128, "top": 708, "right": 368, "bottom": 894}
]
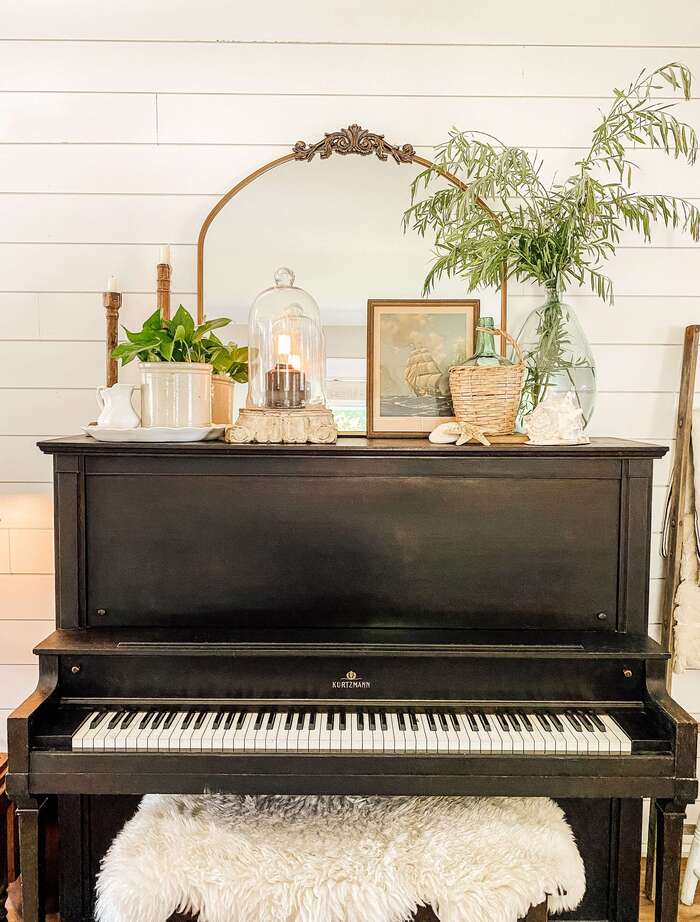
[{"left": 95, "top": 794, "right": 585, "bottom": 922}]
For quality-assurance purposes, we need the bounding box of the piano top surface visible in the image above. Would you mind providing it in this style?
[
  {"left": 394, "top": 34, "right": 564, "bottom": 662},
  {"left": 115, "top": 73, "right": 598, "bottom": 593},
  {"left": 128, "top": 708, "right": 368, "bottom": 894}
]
[
  {"left": 37, "top": 435, "right": 668, "bottom": 458},
  {"left": 35, "top": 628, "right": 670, "bottom": 659}
]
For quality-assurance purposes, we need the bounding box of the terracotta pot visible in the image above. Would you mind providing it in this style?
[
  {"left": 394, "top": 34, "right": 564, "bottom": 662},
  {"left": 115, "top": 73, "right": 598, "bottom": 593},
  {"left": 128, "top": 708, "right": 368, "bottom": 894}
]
[
  {"left": 139, "top": 362, "right": 212, "bottom": 428},
  {"left": 211, "top": 374, "right": 235, "bottom": 425}
]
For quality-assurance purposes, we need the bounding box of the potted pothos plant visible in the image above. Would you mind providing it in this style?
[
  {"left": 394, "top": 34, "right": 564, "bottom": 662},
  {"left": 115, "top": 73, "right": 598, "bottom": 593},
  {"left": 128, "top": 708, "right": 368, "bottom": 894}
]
[
  {"left": 112, "top": 305, "right": 231, "bottom": 428},
  {"left": 203, "top": 334, "right": 249, "bottom": 425},
  {"left": 404, "top": 62, "right": 700, "bottom": 426}
]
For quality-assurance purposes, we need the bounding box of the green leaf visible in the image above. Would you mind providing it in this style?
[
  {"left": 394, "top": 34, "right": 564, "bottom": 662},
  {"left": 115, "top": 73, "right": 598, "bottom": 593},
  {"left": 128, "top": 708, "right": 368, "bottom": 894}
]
[
  {"left": 193, "top": 317, "right": 231, "bottom": 341},
  {"left": 169, "top": 305, "right": 195, "bottom": 339},
  {"left": 143, "top": 308, "right": 163, "bottom": 331}
]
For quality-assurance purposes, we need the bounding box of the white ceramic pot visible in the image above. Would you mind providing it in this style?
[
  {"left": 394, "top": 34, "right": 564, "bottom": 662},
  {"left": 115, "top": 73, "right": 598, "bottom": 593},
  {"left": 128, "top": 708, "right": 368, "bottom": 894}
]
[
  {"left": 211, "top": 374, "right": 235, "bottom": 425},
  {"left": 139, "top": 362, "right": 212, "bottom": 428}
]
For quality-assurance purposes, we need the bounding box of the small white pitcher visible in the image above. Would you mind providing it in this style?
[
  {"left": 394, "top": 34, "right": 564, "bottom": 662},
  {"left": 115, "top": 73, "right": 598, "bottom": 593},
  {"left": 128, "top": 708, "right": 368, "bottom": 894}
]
[{"left": 96, "top": 383, "right": 140, "bottom": 429}]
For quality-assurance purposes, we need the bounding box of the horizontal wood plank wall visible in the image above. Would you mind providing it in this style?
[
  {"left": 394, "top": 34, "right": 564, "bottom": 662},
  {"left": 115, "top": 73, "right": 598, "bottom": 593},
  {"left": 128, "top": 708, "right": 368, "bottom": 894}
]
[{"left": 0, "top": 3, "right": 699, "bottom": 830}]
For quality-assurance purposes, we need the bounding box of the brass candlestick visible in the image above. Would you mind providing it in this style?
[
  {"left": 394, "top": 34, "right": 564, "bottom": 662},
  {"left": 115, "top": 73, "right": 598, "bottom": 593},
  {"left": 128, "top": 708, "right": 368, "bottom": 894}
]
[
  {"left": 102, "top": 291, "right": 122, "bottom": 386},
  {"left": 157, "top": 263, "right": 171, "bottom": 321}
]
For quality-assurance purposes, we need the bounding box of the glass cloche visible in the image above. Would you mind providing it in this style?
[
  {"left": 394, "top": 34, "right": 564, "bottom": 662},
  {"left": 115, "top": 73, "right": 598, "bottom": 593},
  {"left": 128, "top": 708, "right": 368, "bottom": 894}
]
[{"left": 248, "top": 267, "right": 327, "bottom": 410}]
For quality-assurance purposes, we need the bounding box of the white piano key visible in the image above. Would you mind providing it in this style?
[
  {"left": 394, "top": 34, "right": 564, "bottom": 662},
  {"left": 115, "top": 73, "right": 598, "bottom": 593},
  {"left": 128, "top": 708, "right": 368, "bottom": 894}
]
[
  {"left": 72, "top": 711, "right": 102, "bottom": 750},
  {"left": 523, "top": 714, "right": 548, "bottom": 753},
  {"left": 456, "top": 713, "right": 480, "bottom": 753},
  {"left": 231, "top": 712, "right": 253, "bottom": 751},
  {"left": 189, "top": 712, "right": 214, "bottom": 751},
  {"left": 368, "top": 711, "right": 384, "bottom": 753},
  {"left": 601, "top": 714, "right": 633, "bottom": 754},
  {"left": 221, "top": 712, "right": 239, "bottom": 751},
  {"left": 93, "top": 711, "right": 120, "bottom": 752},
  {"left": 329, "top": 712, "right": 343, "bottom": 751},
  {"left": 357, "top": 711, "right": 373, "bottom": 752},
  {"left": 114, "top": 711, "right": 142, "bottom": 750},
  {"left": 296, "top": 712, "right": 312, "bottom": 752},
  {"left": 442, "top": 713, "right": 462, "bottom": 754},
  {"left": 389, "top": 713, "right": 407, "bottom": 753},
  {"left": 210, "top": 712, "right": 229, "bottom": 751},
  {"left": 307, "top": 712, "right": 322, "bottom": 752},
  {"left": 146, "top": 713, "right": 169, "bottom": 752},
  {"left": 400, "top": 712, "right": 418, "bottom": 753},
  {"left": 318, "top": 712, "right": 333, "bottom": 752},
  {"left": 338, "top": 712, "right": 353, "bottom": 752},
  {"left": 504, "top": 714, "right": 525, "bottom": 754}
]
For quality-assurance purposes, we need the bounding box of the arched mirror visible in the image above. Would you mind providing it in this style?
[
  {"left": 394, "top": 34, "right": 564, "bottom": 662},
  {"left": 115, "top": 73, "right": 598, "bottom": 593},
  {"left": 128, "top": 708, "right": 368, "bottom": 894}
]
[{"left": 197, "top": 126, "right": 507, "bottom": 434}]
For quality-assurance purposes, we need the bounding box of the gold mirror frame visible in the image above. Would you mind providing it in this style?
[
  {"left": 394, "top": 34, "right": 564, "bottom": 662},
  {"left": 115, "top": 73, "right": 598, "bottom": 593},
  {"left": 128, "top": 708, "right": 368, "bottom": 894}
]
[{"left": 195, "top": 124, "right": 508, "bottom": 350}]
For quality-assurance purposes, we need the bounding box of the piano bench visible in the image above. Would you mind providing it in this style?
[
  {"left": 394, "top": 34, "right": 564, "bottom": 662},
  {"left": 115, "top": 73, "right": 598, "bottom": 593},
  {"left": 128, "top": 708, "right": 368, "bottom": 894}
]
[{"left": 97, "top": 795, "right": 579, "bottom": 922}]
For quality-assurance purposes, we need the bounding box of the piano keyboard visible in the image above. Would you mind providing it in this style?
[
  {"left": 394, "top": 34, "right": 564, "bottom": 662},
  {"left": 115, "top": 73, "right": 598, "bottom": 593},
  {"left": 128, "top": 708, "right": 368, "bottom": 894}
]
[{"left": 72, "top": 707, "right": 633, "bottom": 754}]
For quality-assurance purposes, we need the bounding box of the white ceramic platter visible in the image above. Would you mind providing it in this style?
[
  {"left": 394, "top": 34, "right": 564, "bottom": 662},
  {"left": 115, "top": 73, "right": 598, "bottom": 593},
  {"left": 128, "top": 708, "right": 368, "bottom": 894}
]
[{"left": 82, "top": 425, "right": 226, "bottom": 443}]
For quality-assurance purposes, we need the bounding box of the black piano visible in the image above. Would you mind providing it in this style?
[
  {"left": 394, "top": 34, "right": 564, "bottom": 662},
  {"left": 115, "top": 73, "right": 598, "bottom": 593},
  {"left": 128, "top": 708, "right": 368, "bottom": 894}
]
[{"left": 7, "top": 436, "right": 698, "bottom": 922}]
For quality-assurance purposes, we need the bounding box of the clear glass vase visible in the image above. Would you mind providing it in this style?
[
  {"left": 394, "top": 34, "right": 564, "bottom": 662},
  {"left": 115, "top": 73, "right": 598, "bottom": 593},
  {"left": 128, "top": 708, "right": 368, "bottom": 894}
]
[{"left": 514, "top": 286, "right": 597, "bottom": 428}]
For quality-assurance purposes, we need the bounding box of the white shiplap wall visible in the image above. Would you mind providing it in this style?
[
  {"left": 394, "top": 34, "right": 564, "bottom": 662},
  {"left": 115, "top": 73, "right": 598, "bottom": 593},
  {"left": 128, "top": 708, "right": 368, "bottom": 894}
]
[{"left": 1, "top": 0, "right": 700, "bottom": 824}]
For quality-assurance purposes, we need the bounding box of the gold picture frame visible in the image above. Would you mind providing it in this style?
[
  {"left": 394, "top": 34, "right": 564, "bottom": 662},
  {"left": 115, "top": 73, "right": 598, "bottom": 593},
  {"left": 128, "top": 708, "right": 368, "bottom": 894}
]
[{"left": 367, "top": 298, "right": 480, "bottom": 438}]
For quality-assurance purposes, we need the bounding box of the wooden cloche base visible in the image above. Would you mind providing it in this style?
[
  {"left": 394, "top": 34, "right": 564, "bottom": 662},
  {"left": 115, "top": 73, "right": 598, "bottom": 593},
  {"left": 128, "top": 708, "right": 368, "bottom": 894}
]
[{"left": 226, "top": 406, "right": 338, "bottom": 444}]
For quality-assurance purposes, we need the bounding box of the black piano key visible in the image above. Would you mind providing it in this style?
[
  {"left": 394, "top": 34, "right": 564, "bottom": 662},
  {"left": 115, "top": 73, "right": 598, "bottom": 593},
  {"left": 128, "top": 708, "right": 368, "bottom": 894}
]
[
  {"left": 426, "top": 712, "right": 437, "bottom": 732},
  {"left": 254, "top": 712, "right": 265, "bottom": 731},
  {"left": 139, "top": 712, "right": 154, "bottom": 730},
  {"left": 193, "top": 712, "right": 207, "bottom": 730},
  {"left": 565, "top": 712, "right": 583, "bottom": 732},
  {"left": 212, "top": 712, "right": 224, "bottom": 731},
  {"left": 357, "top": 712, "right": 364, "bottom": 731},
  {"left": 397, "top": 712, "right": 406, "bottom": 731},
  {"left": 587, "top": 711, "right": 607, "bottom": 733},
  {"left": 162, "top": 712, "right": 177, "bottom": 730},
  {"left": 308, "top": 712, "right": 316, "bottom": 730},
  {"left": 507, "top": 712, "right": 521, "bottom": 731},
  {"left": 296, "top": 712, "right": 307, "bottom": 730},
  {"left": 465, "top": 712, "right": 479, "bottom": 732},
  {"left": 549, "top": 713, "right": 564, "bottom": 732},
  {"left": 576, "top": 711, "right": 595, "bottom": 732},
  {"left": 536, "top": 713, "right": 552, "bottom": 732},
  {"left": 478, "top": 713, "right": 491, "bottom": 731},
  {"left": 411, "top": 712, "right": 421, "bottom": 731},
  {"left": 151, "top": 712, "right": 166, "bottom": 730},
  {"left": 326, "top": 712, "right": 334, "bottom": 730},
  {"left": 120, "top": 711, "right": 137, "bottom": 729},
  {"left": 182, "top": 711, "right": 196, "bottom": 730},
  {"left": 339, "top": 711, "right": 347, "bottom": 731},
  {"left": 236, "top": 712, "right": 247, "bottom": 729},
  {"left": 284, "top": 712, "right": 294, "bottom": 730},
  {"left": 107, "top": 711, "right": 124, "bottom": 730},
  {"left": 438, "top": 713, "right": 449, "bottom": 732},
  {"left": 266, "top": 712, "right": 277, "bottom": 730},
  {"left": 518, "top": 712, "right": 533, "bottom": 732},
  {"left": 496, "top": 713, "right": 510, "bottom": 732},
  {"left": 89, "top": 711, "right": 107, "bottom": 730},
  {"left": 368, "top": 712, "right": 377, "bottom": 731},
  {"left": 380, "top": 712, "right": 388, "bottom": 731}
]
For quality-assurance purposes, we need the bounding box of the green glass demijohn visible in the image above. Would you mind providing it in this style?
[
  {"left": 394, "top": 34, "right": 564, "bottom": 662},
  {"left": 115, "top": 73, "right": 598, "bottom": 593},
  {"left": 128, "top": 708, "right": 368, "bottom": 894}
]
[
  {"left": 513, "top": 283, "right": 597, "bottom": 428},
  {"left": 463, "top": 316, "right": 513, "bottom": 368}
]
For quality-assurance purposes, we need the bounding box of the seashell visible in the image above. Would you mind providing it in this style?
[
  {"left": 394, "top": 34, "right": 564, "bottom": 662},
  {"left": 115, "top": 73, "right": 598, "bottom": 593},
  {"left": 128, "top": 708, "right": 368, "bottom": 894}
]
[
  {"left": 522, "top": 392, "right": 590, "bottom": 445},
  {"left": 428, "top": 422, "right": 461, "bottom": 444}
]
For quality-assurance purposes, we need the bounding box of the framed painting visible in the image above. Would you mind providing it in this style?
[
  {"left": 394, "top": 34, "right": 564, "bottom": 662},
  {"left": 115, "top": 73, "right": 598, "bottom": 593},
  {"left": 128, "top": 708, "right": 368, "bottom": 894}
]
[{"left": 367, "top": 299, "right": 480, "bottom": 438}]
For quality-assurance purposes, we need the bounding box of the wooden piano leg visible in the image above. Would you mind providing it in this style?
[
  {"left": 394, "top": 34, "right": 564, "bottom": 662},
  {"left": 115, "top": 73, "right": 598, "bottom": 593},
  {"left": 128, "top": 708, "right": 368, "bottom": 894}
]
[
  {"left": 15, "top": 796, "right": 46, "bottom": 922},
  {"left": 654, "top": 799, "right": 686, "bottom": 922}
]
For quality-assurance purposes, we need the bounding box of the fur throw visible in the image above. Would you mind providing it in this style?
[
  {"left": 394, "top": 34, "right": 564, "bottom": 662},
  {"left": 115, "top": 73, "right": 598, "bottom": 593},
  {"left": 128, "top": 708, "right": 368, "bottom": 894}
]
[{"left": 96, "top": 795, "right": 584, "bottom": 922}]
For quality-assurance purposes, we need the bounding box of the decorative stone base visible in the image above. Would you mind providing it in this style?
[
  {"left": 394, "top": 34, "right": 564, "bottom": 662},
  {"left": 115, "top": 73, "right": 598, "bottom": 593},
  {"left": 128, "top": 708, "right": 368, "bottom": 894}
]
[{"left": 226, "top": 406, "right": 338, "bottom": 444}]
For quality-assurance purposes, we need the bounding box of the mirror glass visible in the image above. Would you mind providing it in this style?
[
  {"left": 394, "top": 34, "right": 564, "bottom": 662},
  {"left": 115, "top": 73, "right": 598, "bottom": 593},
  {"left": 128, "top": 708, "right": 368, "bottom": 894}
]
[{"left": 203, "top": 154, "right": 502, "bottom": 431}]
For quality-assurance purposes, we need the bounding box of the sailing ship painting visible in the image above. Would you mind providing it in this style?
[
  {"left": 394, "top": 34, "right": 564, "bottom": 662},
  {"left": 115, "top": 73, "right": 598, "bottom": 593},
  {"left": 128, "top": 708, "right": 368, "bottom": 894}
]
[{"left": 377, "top": 310, "right": 471, "bottom": 418}]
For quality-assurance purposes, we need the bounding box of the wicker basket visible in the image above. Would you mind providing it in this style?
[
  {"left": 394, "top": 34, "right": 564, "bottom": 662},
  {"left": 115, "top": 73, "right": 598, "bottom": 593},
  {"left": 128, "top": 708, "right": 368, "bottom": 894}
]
[{"left": 448, "top": 327, "right": 526, "bottom": 436}]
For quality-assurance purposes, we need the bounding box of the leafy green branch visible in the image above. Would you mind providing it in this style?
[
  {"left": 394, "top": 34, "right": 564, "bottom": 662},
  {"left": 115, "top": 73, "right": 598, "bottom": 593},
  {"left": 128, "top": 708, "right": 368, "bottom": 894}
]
[{"left": 404, "top": 62, "right": 700, "bottom": 302}]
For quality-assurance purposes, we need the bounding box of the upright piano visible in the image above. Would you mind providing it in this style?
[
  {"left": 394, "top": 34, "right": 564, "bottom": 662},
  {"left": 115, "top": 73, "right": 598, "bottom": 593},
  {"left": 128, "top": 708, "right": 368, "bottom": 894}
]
[{"left": 7, "top": 436, "right": 698, "bottom": 922}]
